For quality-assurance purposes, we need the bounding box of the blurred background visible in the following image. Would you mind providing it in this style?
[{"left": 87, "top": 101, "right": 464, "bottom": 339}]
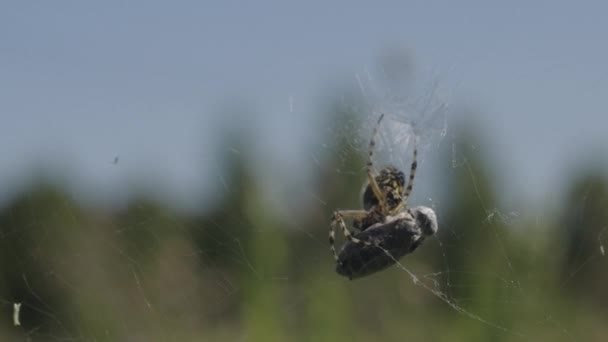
[{"left": 1, "top": 1, "right": 608, "bottom": 341}]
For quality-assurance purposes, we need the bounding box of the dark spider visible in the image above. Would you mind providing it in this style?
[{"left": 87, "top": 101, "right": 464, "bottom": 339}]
[{"left": 329, "top": 114, "right": 438, "bottom": 279}]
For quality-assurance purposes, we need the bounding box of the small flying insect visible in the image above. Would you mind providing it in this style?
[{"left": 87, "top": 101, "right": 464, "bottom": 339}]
[{"left": 329, "top": 114, "right": 438, "bottom": 279}]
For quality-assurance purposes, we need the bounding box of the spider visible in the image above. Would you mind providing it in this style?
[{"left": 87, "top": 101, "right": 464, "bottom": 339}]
[{"left": 329, "top": 113, "right": 438, "bottom": 280}]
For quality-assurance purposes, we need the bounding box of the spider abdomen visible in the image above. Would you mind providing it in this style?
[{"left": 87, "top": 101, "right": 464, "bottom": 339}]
[
  {"left": 336, "top": 216, "right": 423, "bottom": 279},
  {"left": 362, "top": 167, "right": 406, "bottom": 212}
]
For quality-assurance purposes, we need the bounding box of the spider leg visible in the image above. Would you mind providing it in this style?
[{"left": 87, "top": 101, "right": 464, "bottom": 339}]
[
  {"left": 367, "top": 113, "right": 388, "bottom": 212},
  {"left": 330, "top": 210, "right": 373, "bottom": 262},
  {"left": 392, "top": 139, "right": 418, "bottom": 215}
]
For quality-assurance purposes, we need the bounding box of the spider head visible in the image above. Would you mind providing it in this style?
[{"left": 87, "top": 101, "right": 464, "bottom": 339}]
[{"left": 362, "top": 166, "right": 405, "bottom": 212}]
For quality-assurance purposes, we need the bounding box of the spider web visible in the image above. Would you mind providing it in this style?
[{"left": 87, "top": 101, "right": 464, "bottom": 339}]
[
  {"left": 321, "top": 60, "right": 592, "bottom": 341},
  {"left": 344, "top": 67, "right": 526, "bottom": 334},
  {"left": 1, "top": 59, "right": 606, "bottom": 342}
]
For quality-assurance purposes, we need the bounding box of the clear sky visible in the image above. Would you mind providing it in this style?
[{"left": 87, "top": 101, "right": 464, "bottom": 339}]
[{"left": 2, "top": 1, "right": 608, "bottom": 211}]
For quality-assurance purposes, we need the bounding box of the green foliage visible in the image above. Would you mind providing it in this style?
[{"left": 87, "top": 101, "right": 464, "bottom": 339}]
[
  {"left": 1, "top": 113, "right": 608, "bottom": 341},
  {"left": 559, "top": 172, "right": 608, "bottom": 308}
]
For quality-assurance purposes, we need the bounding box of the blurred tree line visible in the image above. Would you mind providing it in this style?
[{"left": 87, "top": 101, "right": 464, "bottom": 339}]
[{"left": 0, "top": 103, "right": 607, "bottom": 341}]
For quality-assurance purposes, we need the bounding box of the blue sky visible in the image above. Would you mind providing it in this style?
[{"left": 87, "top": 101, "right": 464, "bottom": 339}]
[{"left": 2, "top": 1, "right": 608, "bottom": 211}]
